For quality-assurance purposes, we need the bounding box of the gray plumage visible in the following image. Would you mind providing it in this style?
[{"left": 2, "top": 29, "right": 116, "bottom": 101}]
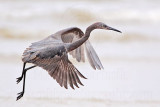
[{"left": 16, "top": 22, "right": 121, "bottom": 101}]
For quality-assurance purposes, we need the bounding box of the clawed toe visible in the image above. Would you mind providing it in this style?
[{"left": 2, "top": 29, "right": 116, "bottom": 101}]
[
  {"left": 17, "top": 92, "right": 22, "bottom": 95},
  {"left": 16, "top": 92, "right": 24, "bottom": 101},
  {"left": 16, "top": 77, "right": 22, "bottom": 84}
]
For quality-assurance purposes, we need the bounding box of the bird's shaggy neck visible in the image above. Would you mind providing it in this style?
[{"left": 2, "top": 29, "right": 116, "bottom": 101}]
[
  {"left": 66, "top": 24, "right": 96, "bottom": 52},
  {"left": 85, "top": 24, "right": 96, "bottom": 37}
]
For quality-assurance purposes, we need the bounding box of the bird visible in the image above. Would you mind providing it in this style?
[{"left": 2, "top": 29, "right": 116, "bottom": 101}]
[{"left": 16, "top": 22, "right": 121, "bottom": 101}]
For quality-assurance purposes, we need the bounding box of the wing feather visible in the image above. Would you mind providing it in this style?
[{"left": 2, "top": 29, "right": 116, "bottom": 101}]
[
  {"left": 59, "top": 69, "right": 64, "bottom": 87},
  {"left": 85, "top": 40, "right": 104, "bottom": 70},
  {"left": 68, "top": 71, "right": 74, "bottom": 89},
  {"left": 32, "top": 53, "right": 86, "bottom": 89},
  {"left": 68, "top": 65, "right": 79, "bottom": 88},
  {"left": 52, "top": 64, "right": 59, "bottom": 79},
  {"left": 72, "top": 70, "right": 84, "bottom": 86},
  {"left": 63, "top": 71, "right": 68, "bottom": 89}
]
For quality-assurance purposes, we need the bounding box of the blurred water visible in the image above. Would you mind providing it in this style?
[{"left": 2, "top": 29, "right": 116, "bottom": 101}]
[{"left": 0, "top": 0, "right": 160, "bottom": 107}]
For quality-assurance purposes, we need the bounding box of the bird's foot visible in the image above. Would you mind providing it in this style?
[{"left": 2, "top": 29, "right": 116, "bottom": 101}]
[
  {"left": 16, "top": 91, "right": 24, "bottom": 101},
  {"left": 16, "top": 76, "right": 23, "bottom": 84}
]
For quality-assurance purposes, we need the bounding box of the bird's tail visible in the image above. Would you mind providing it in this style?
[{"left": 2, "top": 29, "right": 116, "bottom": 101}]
[{"left": 22, "top": 48, "right": 38, "bottom": 63}]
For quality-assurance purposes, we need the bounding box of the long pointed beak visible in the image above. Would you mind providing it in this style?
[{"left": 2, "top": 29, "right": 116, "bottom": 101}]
[{"left": 106, "top": 26, "right": 122, "bottom": 33}]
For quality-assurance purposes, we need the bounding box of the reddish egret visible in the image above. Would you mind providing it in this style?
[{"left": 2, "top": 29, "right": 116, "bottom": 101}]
[{"left": 16, "top": 22, "right": 121, "bottom": 100}]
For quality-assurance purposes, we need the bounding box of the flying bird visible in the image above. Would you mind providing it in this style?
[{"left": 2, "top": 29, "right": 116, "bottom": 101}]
[{"left": 16, "top": 22, "right": 121, "bottom": 100}]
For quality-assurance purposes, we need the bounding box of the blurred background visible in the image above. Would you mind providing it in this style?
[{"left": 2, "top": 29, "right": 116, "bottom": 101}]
[{"left": 0, "top": 0, "right": 160, "bottom": 107}]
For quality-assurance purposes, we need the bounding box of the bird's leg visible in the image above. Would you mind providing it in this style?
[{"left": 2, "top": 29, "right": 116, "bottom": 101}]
[
  {"left": 16, "top": 65, "right": 36, "bottom": 101},
  {"left": 17, "top": 70, "right": 26, "bottom": 101},
  {"left": 16, "top": 64, "right": 36, "bottom": 84},
  {"left": 16, "top": 63, "right": 26, "bottom": 84}
]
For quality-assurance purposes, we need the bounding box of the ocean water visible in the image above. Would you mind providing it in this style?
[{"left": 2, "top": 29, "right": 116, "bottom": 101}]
[{"left": 0, "top": 0, "right": 160, "bottom": 107}]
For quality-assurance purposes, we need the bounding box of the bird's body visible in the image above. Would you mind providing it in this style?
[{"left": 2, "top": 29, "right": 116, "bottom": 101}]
[
  {"left": 23, "top": 27, "right": 84, "bottom": 63},
  {"left": 16, "top": 22, "right": 121, "bottom": 100}
]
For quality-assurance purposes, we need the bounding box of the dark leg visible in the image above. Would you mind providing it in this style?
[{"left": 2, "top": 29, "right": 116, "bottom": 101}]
[
  {"left": 16, "top": 63, "right": 36, "bottom": 101},
  {"left": 16, "top": 63, "right": 26, "bottom": 84},
  {"left": 17, "top": 70, "right": 26, "bottom": 101},
  {"left": 16, "top": 64, "right": 36, "bottom": 84}
]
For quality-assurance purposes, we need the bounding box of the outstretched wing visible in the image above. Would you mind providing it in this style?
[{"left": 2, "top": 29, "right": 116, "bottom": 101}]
[
  {"left": 54, "top": 27, "right": 103, "bottom": 70},
  {"left": 56, "top": 27, "right": 85, "bottom": 62},
  {"left": 32, "top": 52, "right": 87, "bottom": 89}
]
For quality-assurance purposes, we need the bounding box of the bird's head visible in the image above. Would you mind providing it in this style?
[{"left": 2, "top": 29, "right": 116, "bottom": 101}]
[{"left": 93, "top": 22, "right": 122, "bottom": 33}]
